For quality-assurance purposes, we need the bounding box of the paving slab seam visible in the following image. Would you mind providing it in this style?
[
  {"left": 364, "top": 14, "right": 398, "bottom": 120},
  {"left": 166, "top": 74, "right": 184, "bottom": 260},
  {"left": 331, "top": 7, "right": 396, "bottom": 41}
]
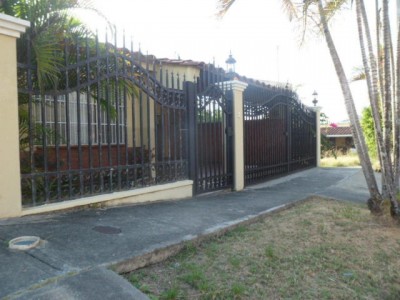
[
  {"left": 111, "top": 196, "right": 316, "bottom": 274},
  {"left": 24, "top": 252, "right": 64, "bottom": 272},
  {"left": 2, "top": 268, "right": 87, "bottom": 300}
]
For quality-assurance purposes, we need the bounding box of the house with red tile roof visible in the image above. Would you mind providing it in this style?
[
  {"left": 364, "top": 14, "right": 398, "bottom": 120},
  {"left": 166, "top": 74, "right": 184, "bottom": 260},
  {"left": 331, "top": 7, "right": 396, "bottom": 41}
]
[{"left": 321, "top": 124, "right": 354, "bottom": 152}]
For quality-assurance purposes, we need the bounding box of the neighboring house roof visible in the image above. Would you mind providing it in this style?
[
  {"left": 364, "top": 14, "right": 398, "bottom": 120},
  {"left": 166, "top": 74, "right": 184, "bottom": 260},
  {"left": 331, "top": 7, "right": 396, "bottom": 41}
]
[
  {"left": 321, "top": 126, "right": 353, "bottom": 137},
  {"left": 157, "top": 58, "right": 205, "bottom": 67}
]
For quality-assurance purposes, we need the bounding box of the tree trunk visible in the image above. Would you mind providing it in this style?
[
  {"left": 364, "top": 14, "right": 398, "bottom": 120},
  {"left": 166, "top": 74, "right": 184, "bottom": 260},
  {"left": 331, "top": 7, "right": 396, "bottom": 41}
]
[
  {"left": 357, "top": 0, "right": 400, "bottom": 217},
  {"left": 382, "top": 0, "right": 394, "bottom": 173},
  {"left": 382, "top": 0, "right": 400, "bottom": 216},
  {"left": 317, "top": 0, "right": 383, "bottom": 213},
  {"left": 396, "top": 19, "right": 400, "bottom": 193},
  {"left": 375, "top": 0, "right": 389, "bottom": 197}
]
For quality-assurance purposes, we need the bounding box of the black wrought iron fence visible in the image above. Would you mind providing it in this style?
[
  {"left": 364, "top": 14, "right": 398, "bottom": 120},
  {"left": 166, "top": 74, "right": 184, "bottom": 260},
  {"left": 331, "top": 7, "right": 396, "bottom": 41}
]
[
  {"left": 17, "top": 28, "right": 317, "bottom": 206},
  {"left": 243, "top": 83, "right": 316, "bottom": 185},
  {"left": 189, "top": 66, "right": 233, "bottom": 194},
  {"left": 18, "top": 32, "right": 188, "bottom": 207}
]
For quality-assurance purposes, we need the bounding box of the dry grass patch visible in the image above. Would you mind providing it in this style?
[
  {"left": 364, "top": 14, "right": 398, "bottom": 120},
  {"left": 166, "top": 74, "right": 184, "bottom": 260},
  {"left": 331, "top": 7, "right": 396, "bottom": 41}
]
[
  {"left": 321, "top": 153, "right": 360, "bottom": 167},
  {"left": 125, "top": 197, "right": 400, "bottom": 299},
  {"left": 321, "top": 153, "right": 381, "bottom": 171}
]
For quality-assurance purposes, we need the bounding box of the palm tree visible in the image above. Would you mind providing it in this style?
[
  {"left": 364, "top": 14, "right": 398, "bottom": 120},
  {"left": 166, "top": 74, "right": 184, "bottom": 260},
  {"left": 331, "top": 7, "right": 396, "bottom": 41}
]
[
  {"left": 354, "top": 0, "right": 400, "bottom": 215},
  {"left": 316, "top": 0, "right": 383, "bottom": 213},
  {"left": 0, "top": 0, "right": 110, "bottom": 91},
  {"left": 1, "top": 0, "right": 113, "bottom": 172}
]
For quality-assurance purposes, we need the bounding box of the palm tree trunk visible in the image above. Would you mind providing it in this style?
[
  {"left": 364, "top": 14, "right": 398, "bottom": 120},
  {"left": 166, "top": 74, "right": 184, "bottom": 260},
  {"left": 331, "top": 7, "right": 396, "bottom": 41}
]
[
  {"left": 382, "top": 0, "right": 400, "bottom": 216},
  {"left": 317, "top": 0, "right": 383, "bottom": 213},
  {"left": 382, "top": 0, "right": 394, "bottom": 171},
  {"left": 396, "top": 22, "right": 400, "bottom": 192},
  {"left": 357, "top": 0, "right": 400, "bottom": 216},
  {"left": 376, "top": 0, "right": 385, "bottom": 103},
  {"left": 393, "top": 22, "right": 400, "bottom": 190},
  {"left": 374, "top": 0, "right": 390, "bottom": 198}
]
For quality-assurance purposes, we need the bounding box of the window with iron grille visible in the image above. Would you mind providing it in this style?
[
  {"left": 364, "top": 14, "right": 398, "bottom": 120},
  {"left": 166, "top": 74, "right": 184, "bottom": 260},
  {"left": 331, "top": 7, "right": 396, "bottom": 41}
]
[{"left": 33, "top": 93, "right": 125, "bottom": 146}]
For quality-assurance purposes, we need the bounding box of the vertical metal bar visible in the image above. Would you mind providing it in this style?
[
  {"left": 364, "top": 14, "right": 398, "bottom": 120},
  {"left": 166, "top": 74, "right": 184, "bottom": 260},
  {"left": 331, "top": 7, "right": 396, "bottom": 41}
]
[
  {"left": 26, "top": 34, "right": 37, "bottom": 206},
  {"left": 130, "top": 38, "right": 137, "bottom": 185},
  {"left": 54, "top": 93, "right": 61, "bottom": 201},
  {"left": 146, "top": 53, "right": 151, "bottom": 184},
  {"left": 75, "top": 37, "right": 84, "bottom": 196},
  {"left": 139, "top": 88, "right": 144, "bottom": 187},
  {"left": 168, "top": 72, "right": 173, "bottom": 180},
  {"left": 168, "top": 98, "right": 172, "bottom": 180},
  {"left": 171, "top": 72, "right": 177, "bottom": 180},
  {"left": 115, "top": 31, "right": 121, "bottom": 190},
  {"left": 95, "top": 32, "right": 104, "bottom": 192},
  {"left": 211, "top": 69, "right": 217, "bottom": 186},
  {"left": 160, "top": 68, "right": 165, "bottom": 182},
  {"left": 154, "top": 102, "right": 159, "bottom": 183},
  {"left": 86, "top": 35, "right": 94, "bottom": 194},
  {"left": 40, "top": 95, "right": 49, "bottom": 203},
  {"left": 152, "top": 58, "right": 158, "bottom": 183},
  {"left": 198, "top": 69, "right": 205, "bottom": 191},
  {"left": 137, "top": 50, "right": 144, "bottom": 186},
  {"left": 65, "top": 37, "right": 72, "bottom": 199},
  {"left": 123, "top": 32, "right": 129, "bottom": 188},
  {"left": 174, "top": 75, "right": 179, "bottom": 179},
  {"left": 185, "top": 81, "right": 197, "bottom": 193},
  {"left": 181, "top": 75, "right": 187, "bottom": 180},
  {"left": 105, "top": 31, "right": 113, "bottom": 191}
]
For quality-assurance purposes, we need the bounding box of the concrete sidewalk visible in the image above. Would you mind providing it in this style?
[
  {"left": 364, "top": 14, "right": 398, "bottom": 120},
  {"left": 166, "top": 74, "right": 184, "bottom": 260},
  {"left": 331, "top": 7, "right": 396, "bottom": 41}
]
[{"left": 0, "top": 167, "right": 371, "bottom": 299}]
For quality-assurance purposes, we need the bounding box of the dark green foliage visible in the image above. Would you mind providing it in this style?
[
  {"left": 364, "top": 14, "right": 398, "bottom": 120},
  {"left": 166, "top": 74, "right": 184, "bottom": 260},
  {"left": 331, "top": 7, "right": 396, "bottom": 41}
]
[
  {"left": 321, "top": 134, "right": 337, "bottom": 158},
  {"left": 361, "top": 107, "right": 377, "bottom": 157}
]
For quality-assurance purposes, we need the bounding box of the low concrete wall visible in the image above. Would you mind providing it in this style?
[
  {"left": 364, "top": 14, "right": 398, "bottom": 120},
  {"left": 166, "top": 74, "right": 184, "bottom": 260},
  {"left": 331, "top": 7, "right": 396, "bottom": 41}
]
[{"left": 22, "top": 180, "right": 193, "bottom": 216}]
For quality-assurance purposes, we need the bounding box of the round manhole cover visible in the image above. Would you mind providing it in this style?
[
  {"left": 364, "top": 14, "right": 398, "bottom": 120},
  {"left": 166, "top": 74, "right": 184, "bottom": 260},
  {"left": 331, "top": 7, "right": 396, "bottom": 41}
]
[
  {"left": 92, "top": 226, "right": 121, "bottom": 235},
  {"left": 9, "top": 236, "right": 41, "bottom": 250}
]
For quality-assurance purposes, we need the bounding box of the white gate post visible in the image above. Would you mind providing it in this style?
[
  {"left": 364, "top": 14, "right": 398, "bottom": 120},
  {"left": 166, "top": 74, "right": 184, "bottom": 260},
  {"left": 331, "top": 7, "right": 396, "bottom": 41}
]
[
  {"left": 229, "top": 80, "right": 248, "bottom": 191},
  {"left": 0, "top": 13, "right": 29, "bottom": 218},
  {"left": 311, "top": 106, "right": 322, "bottom": 167}
]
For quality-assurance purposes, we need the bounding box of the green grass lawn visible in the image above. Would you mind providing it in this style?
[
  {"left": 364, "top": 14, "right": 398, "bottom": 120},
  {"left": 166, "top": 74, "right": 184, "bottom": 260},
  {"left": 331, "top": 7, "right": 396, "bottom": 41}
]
[{"left": 124, "top": 197, "right": 400, "bottom": 300}]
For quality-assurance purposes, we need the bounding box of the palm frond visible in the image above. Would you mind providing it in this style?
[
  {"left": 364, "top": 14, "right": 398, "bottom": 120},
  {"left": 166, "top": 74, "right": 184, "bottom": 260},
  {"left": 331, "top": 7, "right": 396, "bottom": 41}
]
[
  {"left": 324, "top": 0, "right": 349, "bottom": 22},
  {"left": 32, "top": 32, "right": 64, "bottom": 92},
  {"left": 281, "top": 0, "right": 298, "bottom": 21},
  {"left": 351, "top": 72, "right": 366, "bottom": 82},
  {"left": 216, "top": 0, "right": 236, "bottom": 18}
]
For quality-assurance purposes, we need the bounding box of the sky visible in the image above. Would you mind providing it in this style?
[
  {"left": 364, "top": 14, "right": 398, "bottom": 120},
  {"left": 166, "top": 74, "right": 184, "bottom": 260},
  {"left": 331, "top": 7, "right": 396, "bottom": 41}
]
[{"left": 80, "top": 0, "right": 397, "bottom": 123}]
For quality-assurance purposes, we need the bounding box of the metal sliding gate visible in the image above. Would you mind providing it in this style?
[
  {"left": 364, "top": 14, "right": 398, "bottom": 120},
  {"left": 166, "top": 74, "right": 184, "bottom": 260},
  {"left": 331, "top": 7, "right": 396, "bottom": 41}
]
[
  {"left": 244, "top": 84, "right": 316, "bottom": 185},
  {"left": 17, "top": 31, "right": 188, "bottom": 207},
  {"left": 186, "top": 68, "right": 233, "bottom": 194}
]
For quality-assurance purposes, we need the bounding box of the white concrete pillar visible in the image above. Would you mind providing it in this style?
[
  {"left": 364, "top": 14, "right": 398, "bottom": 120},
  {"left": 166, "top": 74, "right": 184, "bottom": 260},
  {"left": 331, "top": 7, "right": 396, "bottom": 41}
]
[
  {"left": 229, "top": 80, "right": 248, "bottom": 191},
  {"left": 0, "top": 13, "right": 29, "bottom": 218},
  {"left": 311, "top": 106, "right": 322, "bottom": 167}
]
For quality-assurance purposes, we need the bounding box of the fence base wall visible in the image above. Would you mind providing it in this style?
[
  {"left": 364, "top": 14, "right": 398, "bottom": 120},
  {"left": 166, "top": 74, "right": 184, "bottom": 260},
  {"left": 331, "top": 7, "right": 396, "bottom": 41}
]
[{"left": 21, "top": 180, "right": 193, "bottom": 217}]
